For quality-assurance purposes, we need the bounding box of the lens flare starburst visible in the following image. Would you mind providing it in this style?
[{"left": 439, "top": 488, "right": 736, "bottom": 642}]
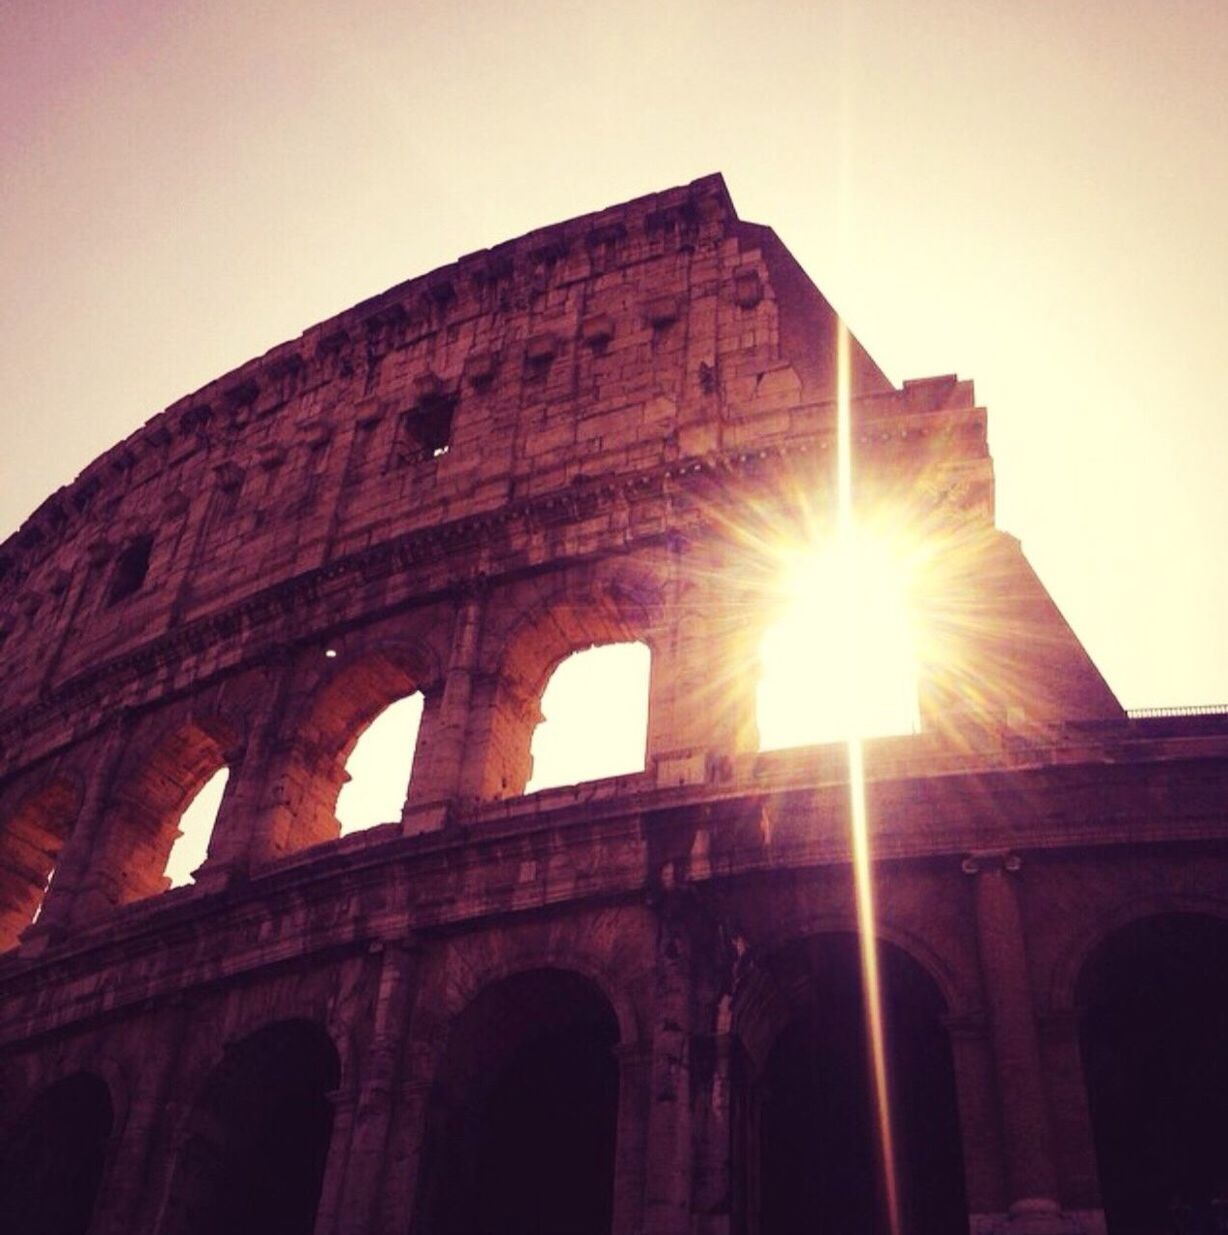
[{"left": 757, "top": 531, "right": 919, "bottom": 752}]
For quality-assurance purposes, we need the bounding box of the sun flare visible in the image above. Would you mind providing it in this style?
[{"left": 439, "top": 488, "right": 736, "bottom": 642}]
[{"left": 757, "top": 531, "right": 920, "bottom": 751}]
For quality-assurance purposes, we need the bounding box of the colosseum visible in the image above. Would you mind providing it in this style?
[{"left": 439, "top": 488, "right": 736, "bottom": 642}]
[{"left": 0, "top": 174, "right": 1225, "bottom": 1235}]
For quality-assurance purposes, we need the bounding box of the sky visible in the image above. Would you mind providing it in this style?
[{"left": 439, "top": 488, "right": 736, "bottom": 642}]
[{"left": 3, "top": 0, "right": 1226, "bottom": 733}]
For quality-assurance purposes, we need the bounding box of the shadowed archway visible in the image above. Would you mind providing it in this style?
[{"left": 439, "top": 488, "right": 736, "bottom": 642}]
[
  {"left": 1078, "top": 913, "right": 1228, "bottom": 1233},
  {"left": 161, "top": 1018, "right": 340, "bottom": 1235},
  {"left": 0, "top": 1071, "right": 113, "bottom": 1235},
  {"left": 416, "top": 967, "right": 621, "bottom": 1235},
  {"left": 738, "top": 932, "right": 967, "bottom": 1235}
]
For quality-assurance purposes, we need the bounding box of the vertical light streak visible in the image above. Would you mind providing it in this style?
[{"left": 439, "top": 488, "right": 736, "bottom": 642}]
[{"left": 836, "top": 320, "right": 902, "bottom": 1235}]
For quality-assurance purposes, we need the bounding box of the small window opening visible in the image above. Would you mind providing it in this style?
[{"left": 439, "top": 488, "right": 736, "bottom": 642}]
[
  {"left": 336, "top": 693, "right": 425, "bottom": 834},
  {"left": 165, "top": 767, "right": 228, "bottom": 887},
  {"left": 526, "top": 643, "right": 650, "bottom": 793},
  {"left": 107, "top": 534, "right": 153, "bottom": 605},
  {"left": 399, "top": 396, "right": 455, "bottom": 464}
]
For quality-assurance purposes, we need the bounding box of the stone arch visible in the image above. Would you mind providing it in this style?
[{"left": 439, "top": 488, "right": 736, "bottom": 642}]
[
  {"left": 0, "top": 773, "right": 81, "bottom": 950},
  {"left": 27, "top": 1050, "right": 132, "bottom": 1147},
  {"left": 0, "top": 1070, "right": 114, "bottom": 1235},
  {"left": 159, "top": 1017, "right": 341, "bottom": 1235},
  {"left": 476, "top": 564, "right": 666, "bottom": 798},
  {"left": 1074, "top": 911, "right": 1228, "bottom": 1233},
  {"left": 424, "top": 934, "right": 646, "bottom": 1053},
  {"left": 413, "top": 965, "right": 624, "bottom": 1235},
  {"left": 731, "top": 929, "right": 969, "bottom": 1235},
  {"left": 104, "top": 713, "right": 240, "bottom": 904},
  {"left": 1049, "top": 891, "right": 1228, "bottom": 1013},
  {"left": 738, "top": 906, "right": 975, "bottom": 1031},
  {"left": 277, "top": 640, "right": 443, "bottom": 851}
]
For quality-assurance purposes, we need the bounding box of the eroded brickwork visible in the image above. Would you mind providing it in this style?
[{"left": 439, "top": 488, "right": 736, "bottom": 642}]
[{"left": 0, "top": 176, "right": 1224, "bottom": 1235}]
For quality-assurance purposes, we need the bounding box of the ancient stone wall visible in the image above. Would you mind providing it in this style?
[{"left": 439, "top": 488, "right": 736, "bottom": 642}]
[{"left": 0, "top": 177, "right": 1222, "bottom": 1235}]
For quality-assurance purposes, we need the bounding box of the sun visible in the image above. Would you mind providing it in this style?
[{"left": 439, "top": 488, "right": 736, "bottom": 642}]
[{"left": 757, "top": 529, "right": 920, "bottom": 750}]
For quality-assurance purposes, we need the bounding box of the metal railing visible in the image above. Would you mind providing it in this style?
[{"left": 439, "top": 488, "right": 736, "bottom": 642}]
[{"left": 1127, "top": 704, "right": 1228, "bottom": 719}]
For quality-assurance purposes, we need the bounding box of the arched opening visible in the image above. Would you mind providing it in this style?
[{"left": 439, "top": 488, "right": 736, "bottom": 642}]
[
  {"left": 1077, "top": 913, "right": 1228, "bottom": 1233},
  {"left": 488, "top": 577, "right": 662, "bottom": 801},
  {"left": 336, "top": 692, "right": 425, "bottom": 834},
  {"left": 162, "top": 1019, "right": 340, "bottom": 1235},
  {"left": 417, "top": 968, "right": 621, "bottom": 1235},
  {"left": 0, "top": 778, "right": 79, "bottom": 950},
  {"left": 757, "top": 537, "right": 920, "bottom": 750},
  {"left": 289, "top": 650, "right": 429, "bottom": 852},
  {"left": 0, "top": 1071, "right": 113, "bottom": 1235},
  {"left": 526, "top": 642, "right": 650, "bottom": 792},
  {"left": 108, "top": 719, "right": 234, "bottom": 904},
  {"left": 739, "top": 933, "right": 967, "bottom": 1235},
  {"left": 164, "top": 767, "right": 229, "bottom": 887}
]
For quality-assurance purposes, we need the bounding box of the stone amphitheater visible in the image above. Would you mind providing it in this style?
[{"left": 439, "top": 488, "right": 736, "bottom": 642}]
[{"left": 1, "top": 175, "right": 1225, "bottom": 1235}]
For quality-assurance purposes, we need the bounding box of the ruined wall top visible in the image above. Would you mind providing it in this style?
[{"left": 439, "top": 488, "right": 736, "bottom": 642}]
[{"left": 0, "top": 174, "right": 1001, "bottom": 769}]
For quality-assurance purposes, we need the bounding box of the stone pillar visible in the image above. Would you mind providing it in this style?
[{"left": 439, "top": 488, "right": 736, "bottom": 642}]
[
  {"left": 402, "top": 689, "right": 442, "bottom": 806},
  {"left": 332, "top": 942, "right": 418, "bottom": 1232},
  {"left": 946, "top": 1012, "right": 1009, "bottom": 1225},
  {"left": 692, "top": 1021, "right": 735, "bottom": 1235},
  {"left": 612, "top": 1041, "right": 651, "bottom": 1235},
  {"left": 239, "top": 654, "right": 352, "bottom": 864},
  {"left": 90, "top": 1003, "right": 192, "bottom": 1235},
  {"left": 1039, "top": 1012, "right": 1105, "bottom": 1225},
  {"left": 313, "top": 1089, "right": 359, "bottom": 1235},
  {"left": 406, "top": 590, "right": 482, "bottom": 813},
  {"left": 195, "top": 656, "right": 295, "bottom": 885},
  {"left": 649, "top": 551, "right": 757, "bottom": 788},
  {"left": 378, "top": 1076, "right": 434, "bottom": 1235},
  {"left": 643, "top": 893, "right": 696, "bottom": 1235},
  {"left": 965, "top": 851, "right": 1073, "bottom": 1233},
  {"left": 22, "top": 716, "right": 131, "bottom": 944}
]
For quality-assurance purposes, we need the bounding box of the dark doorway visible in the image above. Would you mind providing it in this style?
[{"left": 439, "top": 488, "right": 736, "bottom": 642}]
[
  {"left": 164, "top": 1019, "right": 340, "bottom": 1235},
  {"left": 1079, "top": 914, "right": 1228, "bottom": 1234},
  {"left": 0, "top": 1071, "right": 113, "bottom": 1235},
  {"left": 418, "top": 968, "right": 620, "bottom": 1235},
  {"left": 747, "top": 933, "right": 967, "bottom": 1235}
]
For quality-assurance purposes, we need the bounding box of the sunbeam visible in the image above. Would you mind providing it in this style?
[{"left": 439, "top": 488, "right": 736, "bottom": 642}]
[{"left": 837, "top": 318, "right": 903, "bottom": 1235}]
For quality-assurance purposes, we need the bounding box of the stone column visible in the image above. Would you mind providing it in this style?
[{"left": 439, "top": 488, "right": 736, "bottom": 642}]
[
  {"left": 692, "top": 1021, "right": 734, "bottom": 1235},
  {"left": 312, "top": 1089, "right": 359, "bottom": 1235},
  {"left": 408, "top": 589, "right": 483, "bottom": 809},
  {"left": 91, "top": 1003, "right": 192, "bottom": 1235},
  {"left": 332, "top": 942, "right": 419, "bottom": 1233},
  {"left": 945, "top": 1012, "right": 1009, "bottom": 1225},
  {"left": 22, "top": 716, "right": 132, "bottom": 945},
  {"left": 195, "top": 654, "right": 295, "bottom": 885},
  {"left": 649, "top": 550, "right": 757, "bottom": 788},
  {"left": 964, "top": 851, "right": 1071, "bottom": 1233},
  {"left": 642, "top": 893, "right": 696, "bottom": 1235},
  {"left": 612, "top": 1041, "right": 651, "bottom": 1235},
  {"left": 1038, "top": 1011, "right": 1105, "bottom": 1223},
  {"left": 377, "top": 1076, "right": 434, "bottom": 1235}
]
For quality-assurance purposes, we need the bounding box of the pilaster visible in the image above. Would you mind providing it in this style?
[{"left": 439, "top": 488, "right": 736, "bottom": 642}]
[
  {"left": 643, "top": 891, "right": 697, "bottom": 1235},
  {"left": 333, "top": 941, "right": 419, "bottom": 1232},
  {"left": 964, "top": 851, "right": 1084, "bottom": 1233}
]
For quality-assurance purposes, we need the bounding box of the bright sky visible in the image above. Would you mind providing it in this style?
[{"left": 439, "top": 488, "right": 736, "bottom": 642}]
[{"left": 3, "top": 0, "right": 1225, "bottom": 731}]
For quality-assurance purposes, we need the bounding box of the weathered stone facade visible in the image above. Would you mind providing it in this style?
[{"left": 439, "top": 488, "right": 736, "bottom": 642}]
[{"left": 1, "top": 175, "right": 1225, "bottom": 1234}]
